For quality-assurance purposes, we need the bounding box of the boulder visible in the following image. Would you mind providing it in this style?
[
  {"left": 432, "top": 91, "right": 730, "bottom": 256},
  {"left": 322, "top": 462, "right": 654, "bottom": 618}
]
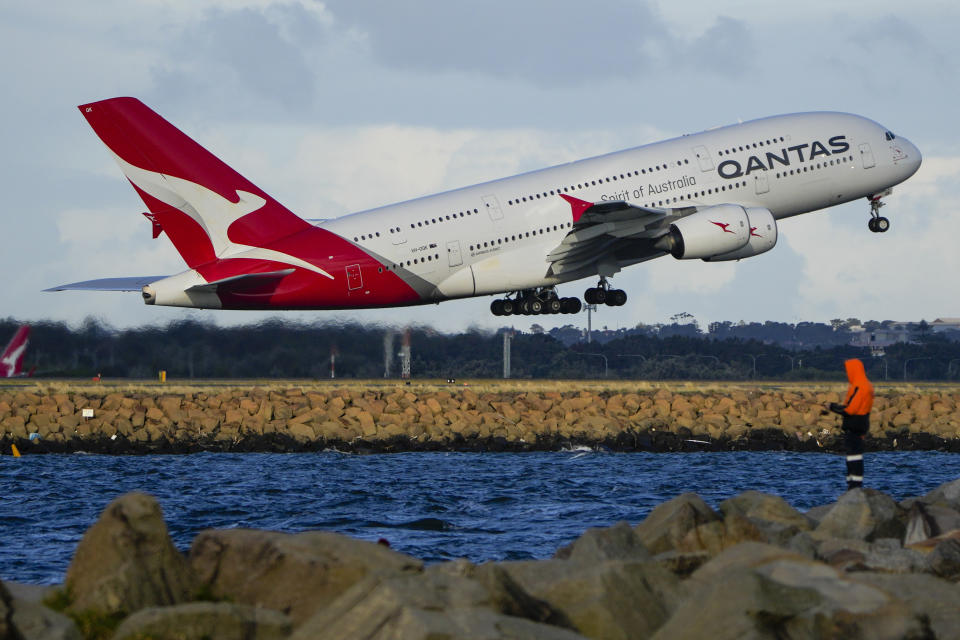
[
  {"left": 862, "top": 540, "right": 927, "bottom": 574},
  {"left": 112, "top": 602, "right": 292, "bottom": 640},
  {"left": 921, "top": 478, "right": 960, "bottom": 511},
  {"left": 553, "top": 521, "right": 651, "bottom": 563},
  {"left": 634, "top": 493, "right": 720, "bottom": 554},
  {"left": 651, "top": 550, "right": 712, "bottom": 577},
  {"left": 927, "top": 538, "right": 960, "bottom": 580},
  {"left": 0, "top": 581, "right": 11, "bottom": 639},
  {"left": 813, "top": 489, "right": 905, "bottom": 542},
  {"left": 784, "top": 531, "right": 819, "bottom": 559},
  {"left": 428, "top": 560, "right": 570, "bottom": 628},
  {"left": 290, "top": 569, "right": 586, "bottom": 640},
  {"left": 719, "top": 491, "right": 813, "bottom": 545},
  {"left": 652, "top": 557, "right": 923, "bottom": 640},
  {"left": 2, "top": 579, "right": 82, "bottom": 640},
  {"left": 500, "top": 558, "right": 682, "bottom": 640},
  {"left": 687, "top": 542, "right": 809, "bottom": 588},
  {"left": 804, "top": 503, "right": 833, "bottom": 526},
  {"left": 64, "top": 492, "right": 198, "bottom": 616},
  {"left": 815, "top": 536, "right": 871, "bottom": 570},
  {"left": 676, "top": 513, "right": 766, "bottom": 556},
  {"left": 189, "top": 529, "right": 422, "bottom": 626},
  {"left": 902, "top": 502, "right": 933, "bottom": 546},
  {"left": 851, "top": 573, "right": 960, "bottom": 639}
]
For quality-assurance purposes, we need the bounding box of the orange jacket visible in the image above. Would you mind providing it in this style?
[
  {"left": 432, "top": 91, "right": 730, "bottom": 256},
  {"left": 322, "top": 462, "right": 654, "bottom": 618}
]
[{"left": 842, "top": 358, "right": 874, "bottom": 416}]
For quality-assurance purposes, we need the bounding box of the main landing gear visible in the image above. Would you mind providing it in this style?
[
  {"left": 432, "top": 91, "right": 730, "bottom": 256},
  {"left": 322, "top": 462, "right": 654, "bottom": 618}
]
[
  {"left": 584, "top": 278, "right": 627, "bottom": 307},
  {"left": 490, "top": 287, "right": 582, "bottom": 316},
  {"left": 868, "top": 191, "right": 891, "bottom": 233}
]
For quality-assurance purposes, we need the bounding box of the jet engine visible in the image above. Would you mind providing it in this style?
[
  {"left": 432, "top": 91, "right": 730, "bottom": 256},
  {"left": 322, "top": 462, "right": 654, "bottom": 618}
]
[
  {"left": 655, "top": 204, "right": 751, "bottom": 259},
  {"left": 703, "top": 207, "right": 778, "bottom": 261}
]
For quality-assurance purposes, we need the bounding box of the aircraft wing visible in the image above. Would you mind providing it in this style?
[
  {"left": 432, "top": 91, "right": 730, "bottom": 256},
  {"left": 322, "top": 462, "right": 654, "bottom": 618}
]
[
  {"left": 547, "top": 195, "right": 684, "bottom": 275},
  {"left": 43, "top": 276, "right": 167, "bottom": 292}
]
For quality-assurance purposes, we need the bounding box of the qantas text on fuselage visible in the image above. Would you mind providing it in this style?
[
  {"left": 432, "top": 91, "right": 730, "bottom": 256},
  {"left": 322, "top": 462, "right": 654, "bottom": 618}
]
[{"left": 47, "top": 99, "right": 921, "bottom": 317}]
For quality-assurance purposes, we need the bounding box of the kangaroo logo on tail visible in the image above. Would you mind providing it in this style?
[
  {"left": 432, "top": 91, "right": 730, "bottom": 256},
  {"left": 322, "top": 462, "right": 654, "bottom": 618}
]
[
  {"left": 1, "top": 325, "right": 30, "bottom": 378},
  {"left": 79, "top": 98, "right": 331, "bottom": 279}
]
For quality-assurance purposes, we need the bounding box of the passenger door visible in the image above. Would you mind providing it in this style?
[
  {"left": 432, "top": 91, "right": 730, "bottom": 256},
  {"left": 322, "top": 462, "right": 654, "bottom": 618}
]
[{"left": 859, "top": 143, "right": 876, "bottom": 169}]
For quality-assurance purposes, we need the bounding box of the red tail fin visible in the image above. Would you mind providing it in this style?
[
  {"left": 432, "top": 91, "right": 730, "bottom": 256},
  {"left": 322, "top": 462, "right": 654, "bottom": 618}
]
[
  {"left": 79, "top": 97, "right": 311, "bottom": 269},
  {"left": 1, "top": 325, "right": 30, "bottom": 378}
]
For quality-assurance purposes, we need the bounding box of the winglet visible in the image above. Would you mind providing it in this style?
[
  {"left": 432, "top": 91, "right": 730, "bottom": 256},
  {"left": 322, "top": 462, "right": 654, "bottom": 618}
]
[
  {"left": 559, "top": 193, "right": 593, "bottom": 223},
  {"left": 142, "top": 212, "right": 163, "bottom": 239}
]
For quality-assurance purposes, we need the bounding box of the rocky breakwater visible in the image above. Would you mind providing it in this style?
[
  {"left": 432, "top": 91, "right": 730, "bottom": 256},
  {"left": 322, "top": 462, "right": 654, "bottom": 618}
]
[
  {"left": 2, "top": 384, "right": 960, "bottom": 453},
  {"left": 5, "top": 480, "right": 960, "bottom": 639}
]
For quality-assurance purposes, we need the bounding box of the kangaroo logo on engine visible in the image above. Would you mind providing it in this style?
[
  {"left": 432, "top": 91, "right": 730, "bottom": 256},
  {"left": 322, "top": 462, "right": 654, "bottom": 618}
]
[{"left": 716, "top": 135, "right": 850, "bottom": 179}]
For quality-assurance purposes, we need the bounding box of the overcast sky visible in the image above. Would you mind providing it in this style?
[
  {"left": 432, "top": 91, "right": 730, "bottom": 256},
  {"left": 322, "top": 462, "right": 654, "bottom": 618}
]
[{"left": 2, "top": 0, "right": 957, "bottom": 335}]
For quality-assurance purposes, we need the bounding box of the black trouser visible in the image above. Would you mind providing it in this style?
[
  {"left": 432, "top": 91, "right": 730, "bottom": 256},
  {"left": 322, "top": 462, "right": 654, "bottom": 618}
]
[
  {"left": 844, "top": 429, "right": 865, "bottom": 489},
  {"left": 842, "top": 414, "right": 868, "bottom": 490}
]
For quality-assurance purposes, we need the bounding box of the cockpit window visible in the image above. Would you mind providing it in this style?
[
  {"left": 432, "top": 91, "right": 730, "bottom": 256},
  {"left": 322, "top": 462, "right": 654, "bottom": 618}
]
[{"left": 885, "top": 131, "right": 896, "bottom": 141}]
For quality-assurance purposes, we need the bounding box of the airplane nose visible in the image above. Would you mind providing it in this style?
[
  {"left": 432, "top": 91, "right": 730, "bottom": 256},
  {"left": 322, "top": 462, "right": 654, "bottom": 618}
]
[
  {"left": 897, "top": 136, "right": 922, "bottom": 177},
  {"left": 909, "top": 138, "right": 922, "bottom": 171}
]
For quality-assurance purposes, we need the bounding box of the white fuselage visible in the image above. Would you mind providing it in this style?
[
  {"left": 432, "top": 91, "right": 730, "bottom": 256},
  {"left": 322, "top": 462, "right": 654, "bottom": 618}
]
[{"left": 320, "top": 112, "right": 920, "bottom": 302}]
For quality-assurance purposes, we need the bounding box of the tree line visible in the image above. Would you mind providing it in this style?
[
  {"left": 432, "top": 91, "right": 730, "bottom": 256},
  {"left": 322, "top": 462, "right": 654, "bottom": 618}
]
[{"left": 4, "top": 317, "right": 960, "bottom": 381}]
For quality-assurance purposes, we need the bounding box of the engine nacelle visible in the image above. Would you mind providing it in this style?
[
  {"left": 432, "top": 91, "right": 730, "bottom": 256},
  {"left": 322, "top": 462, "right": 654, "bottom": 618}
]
[
  {"left": 655, "top": 204, "right": 751, "bottom": 260},
  {"left": 703, "top": 207, "right": 778, "bottom": 261}
]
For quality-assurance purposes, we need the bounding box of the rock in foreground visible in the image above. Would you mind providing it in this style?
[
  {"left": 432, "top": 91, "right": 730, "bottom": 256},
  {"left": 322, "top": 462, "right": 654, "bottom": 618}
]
[{"left": 9, "top": 477, "right": 960, "bottom": 639}]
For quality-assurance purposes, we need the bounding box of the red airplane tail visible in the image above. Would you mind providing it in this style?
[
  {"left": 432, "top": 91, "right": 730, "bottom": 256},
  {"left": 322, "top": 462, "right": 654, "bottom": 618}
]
[
  {"left": 78, "top": 97, "right": 312, "bottom": 269},
  {"left": 1, "top": 325, "right": 30, "bottom": 378}
]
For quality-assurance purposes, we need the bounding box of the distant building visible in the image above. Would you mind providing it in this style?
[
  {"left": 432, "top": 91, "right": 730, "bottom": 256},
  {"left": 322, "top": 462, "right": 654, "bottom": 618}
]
[
  {"left": 932, "top": 318, "right": 960, "bottom": 332},
  {"left": 849, "top": 324, "right": 912, "bottom": 349}
]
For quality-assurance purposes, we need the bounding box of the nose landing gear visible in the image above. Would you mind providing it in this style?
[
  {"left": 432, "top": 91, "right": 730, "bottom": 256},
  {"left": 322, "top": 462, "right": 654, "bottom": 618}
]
[{"left": 868, "top": 191, "right": 891, "bottom": 233}]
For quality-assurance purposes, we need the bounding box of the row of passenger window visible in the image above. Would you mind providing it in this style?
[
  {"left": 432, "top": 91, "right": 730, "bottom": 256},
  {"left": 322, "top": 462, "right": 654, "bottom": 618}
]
[
  {"left": 717, "top": 136, "right": 787, "bottom": 157},
  {"left": 773, "top": 155, "right": 853, "bottom": 179},
  {"left": 506, "top": 160, "right": 692, "bottom": 207},
  {"left": 377, "top": 253, "right": 442, "bottom": 273},
  {"left": 354, "top": 209, "right": 481, "bottom": 242},
  {"left": 468, "top": 222, "right": 573, "bottom": 252}
]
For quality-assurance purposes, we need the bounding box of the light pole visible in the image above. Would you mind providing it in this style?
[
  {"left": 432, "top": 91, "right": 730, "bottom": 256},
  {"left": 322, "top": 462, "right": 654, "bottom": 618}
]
[
  {"left": 583, "top": 353, "right": 608, "bottom": 378},
  {"left": 903, "top": 357, "right": 931, "bottom": 380},
  {"left": 746, "top": 354, "right": 765, "bottom": 378},
  {"left": 949, "top": 359, "right": 960, "bottom": 378},
  {"left": 781, "top": 354, "right": 795, "bottom": 372},
  {"left": 585, "top": 304, "right": 597, "bottom": 343}
]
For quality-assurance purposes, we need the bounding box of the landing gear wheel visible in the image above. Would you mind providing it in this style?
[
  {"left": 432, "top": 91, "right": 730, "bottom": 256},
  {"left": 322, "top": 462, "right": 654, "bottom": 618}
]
[
  {"left": 547, "top": 298, "right": 563, "bottom": 314},
  {"left": 606, "top": 289, "right": 627, "bottom": 307},
  {"left": 584, "top": 287, "right": 607, "bottom": 305},
  {"left": 491, "top": 300, "right": 505, "bottom": 316},
  {"left": 561, "top": 297, "right": 582, "bottom": 314},
  {"left": 502, "top": 299, "right": 515, "bottom": 315},
  {"left": 529, "top": 298, "right": 543, "bottom": 314},
  {"left": 868, "top": 191, "right": 891, "bottom": 234}
]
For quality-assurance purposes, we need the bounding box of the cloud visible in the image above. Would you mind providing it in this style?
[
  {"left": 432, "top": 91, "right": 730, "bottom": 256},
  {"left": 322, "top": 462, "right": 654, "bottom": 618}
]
[
  {"left": 323, "top": 0, "right": 673, "bottom": 84},
  {"left": 788, "top": 156, "right": 960, "bottom": 321},
  {"left": 148, "top": 5, "right": 326, "bottom": 117}
]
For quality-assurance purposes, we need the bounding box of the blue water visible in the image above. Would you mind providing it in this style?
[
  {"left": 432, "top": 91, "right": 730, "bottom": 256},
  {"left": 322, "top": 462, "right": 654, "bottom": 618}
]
[{"left": 1, "top": 451, "right": 957, "bottom": 585}]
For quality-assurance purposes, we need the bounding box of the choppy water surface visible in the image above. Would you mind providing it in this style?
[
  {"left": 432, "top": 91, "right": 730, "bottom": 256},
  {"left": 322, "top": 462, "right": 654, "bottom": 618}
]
[{"left": 1, "top": 451, "right": 957, "bottom": 584}]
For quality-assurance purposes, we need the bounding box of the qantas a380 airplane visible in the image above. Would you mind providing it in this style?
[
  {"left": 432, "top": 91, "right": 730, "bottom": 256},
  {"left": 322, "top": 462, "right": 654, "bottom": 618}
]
[{"left": 48, "top": 98, "right": 921, "bottom": 316}]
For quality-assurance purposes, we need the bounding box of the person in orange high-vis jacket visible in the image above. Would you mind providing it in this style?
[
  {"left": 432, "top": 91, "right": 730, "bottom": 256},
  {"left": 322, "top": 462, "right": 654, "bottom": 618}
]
[{"left": 828, "top": 358, "right": 874, "bottom": 490}]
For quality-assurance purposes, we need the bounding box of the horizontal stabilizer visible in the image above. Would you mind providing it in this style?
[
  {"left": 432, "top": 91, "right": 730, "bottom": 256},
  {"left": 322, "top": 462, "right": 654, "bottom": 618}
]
[
  {"left": 185, "top": 269, "right": 295, "bottom": 293},
  {"left": 44, "top": 276, "right": 167, "bottom": 292}
]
